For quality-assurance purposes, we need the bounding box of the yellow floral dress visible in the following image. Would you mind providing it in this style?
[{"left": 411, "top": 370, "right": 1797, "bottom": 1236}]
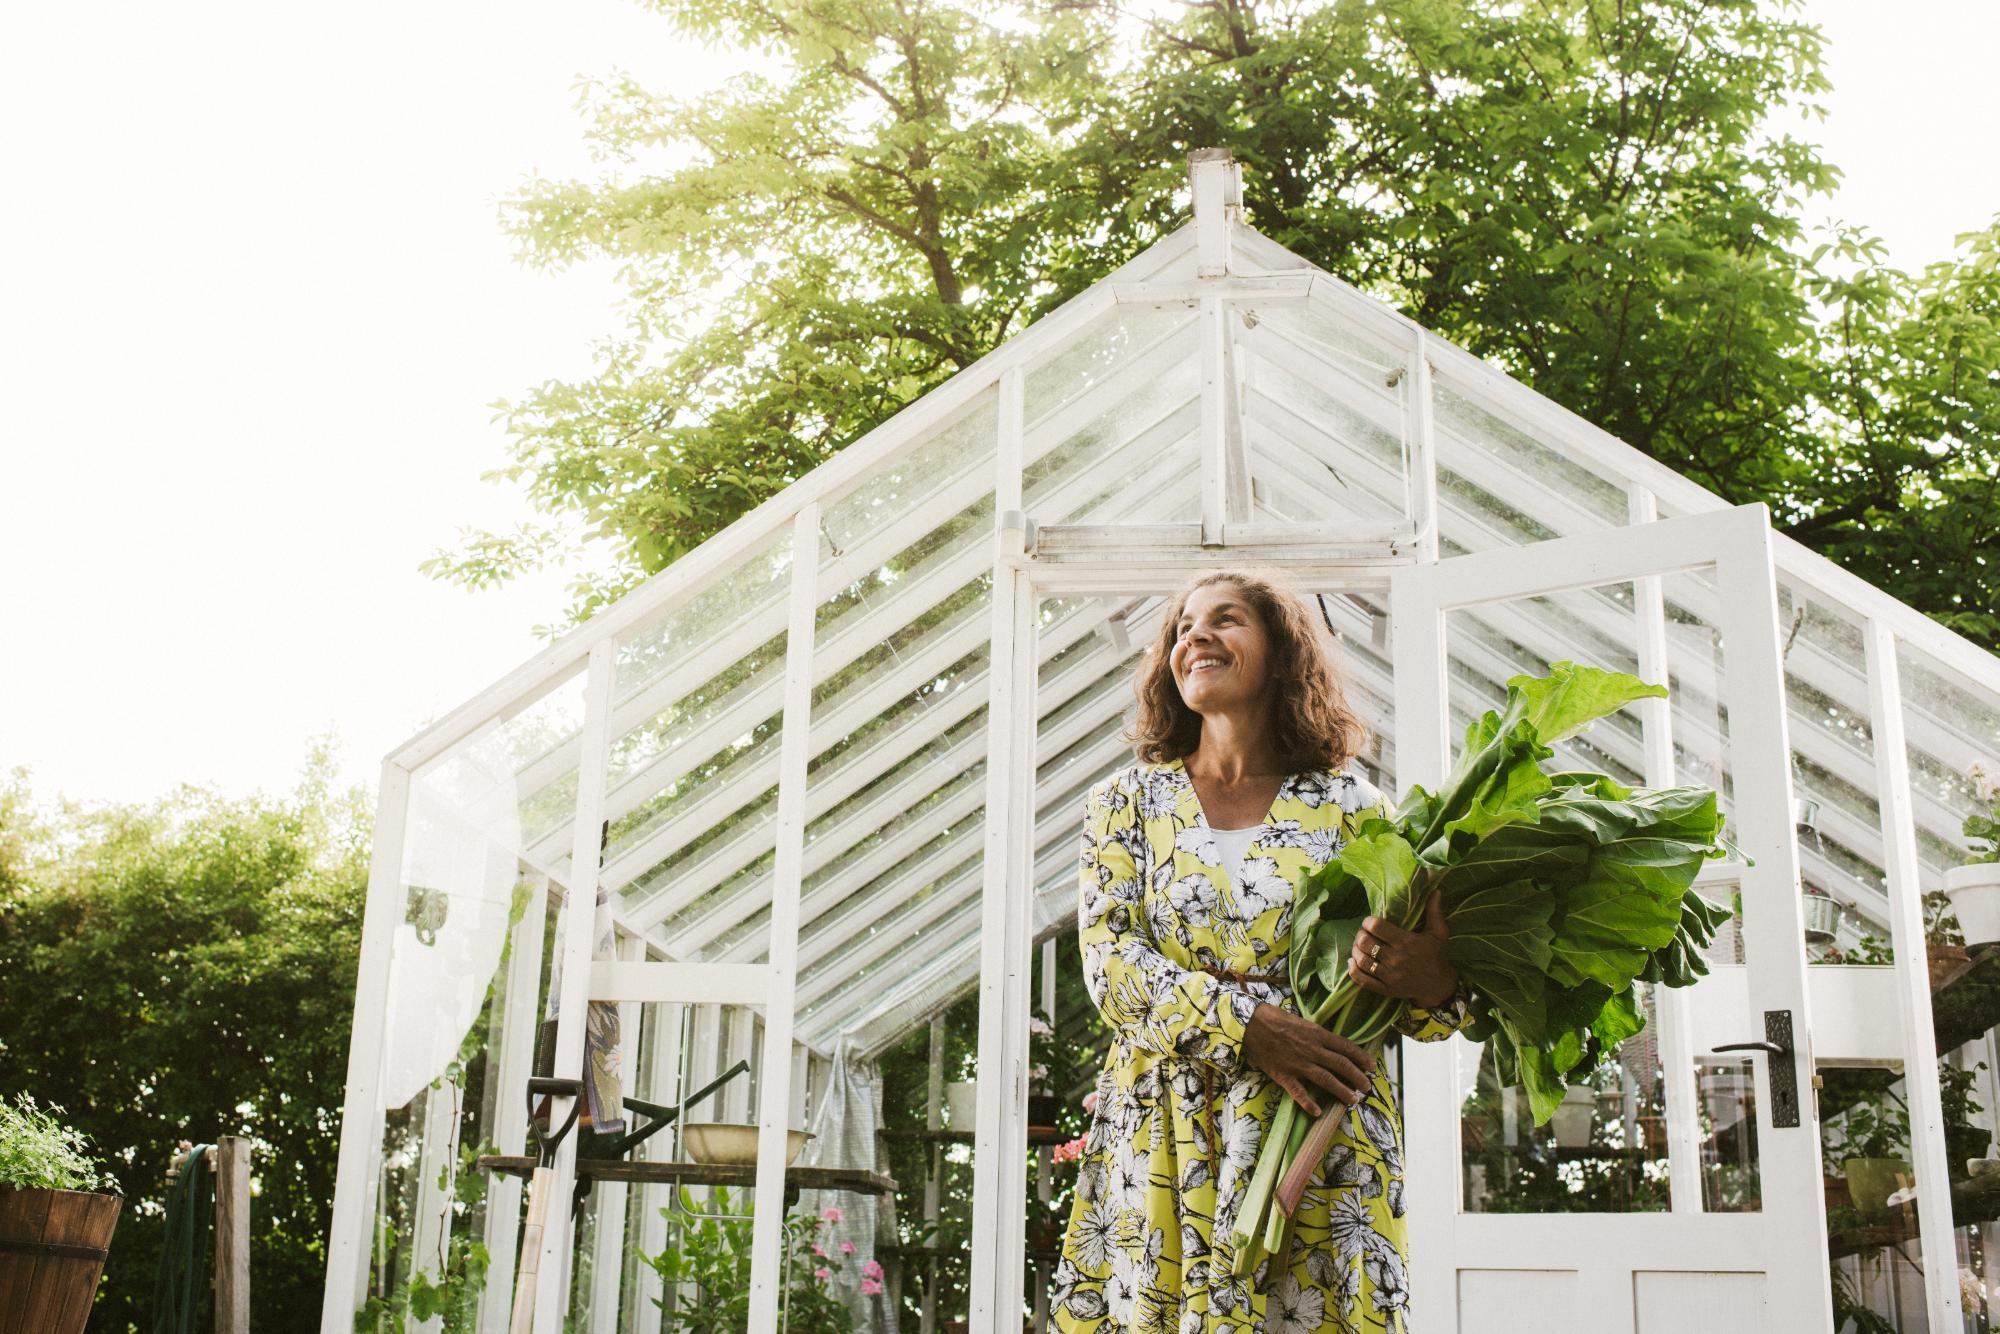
[{"left": 1052, "top": 759, "right": 1469, "bottom": 1334}]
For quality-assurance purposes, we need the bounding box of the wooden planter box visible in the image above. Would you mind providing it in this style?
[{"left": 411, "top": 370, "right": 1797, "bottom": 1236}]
[{"left": 0, "top": 1187, "right": 122, "bottom": 1334}]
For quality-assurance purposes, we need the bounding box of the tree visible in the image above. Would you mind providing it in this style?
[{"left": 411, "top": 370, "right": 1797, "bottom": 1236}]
[
  {"left": 427, "top": 0, "right": 1997, "bottom": 651},
  {"left": 0, "top": 748, "right": 369, "bottom": 1331}
]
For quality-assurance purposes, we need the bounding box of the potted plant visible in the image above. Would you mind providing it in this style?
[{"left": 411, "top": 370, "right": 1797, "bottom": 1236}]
[
  {"left": 1551, "top": 1084, "right": 1595, "bottom": 1149},
  {"left": 1800, "top": 883, "right": 1844, "bottom": 946},
  {"left": 944, "top": 1078, "right": 978, "bottom": 1133},
  {"left": 0, "top": 1095, "right": 122, "bottom": 1334},
  {"left": 1833, "top": 1089, "right": 1912, "bottom": 1215},
  {"left": 1945, "top": 762, "right": 2000, "bottom": 945},
  {"left": 1940, "top": 1061, "right": 1991, "bottom": 1177},
  {"left": 1925, "top": 890, "right": 1971, "bottom": 989}
]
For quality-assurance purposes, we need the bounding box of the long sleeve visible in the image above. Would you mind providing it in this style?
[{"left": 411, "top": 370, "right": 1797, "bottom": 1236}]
[
  {"left": 1391, "top": 981, "right": 1473, "bottom": 1042},
  {"left": 1076, "top": 772, "right": 1256, "bottom": 1075}
]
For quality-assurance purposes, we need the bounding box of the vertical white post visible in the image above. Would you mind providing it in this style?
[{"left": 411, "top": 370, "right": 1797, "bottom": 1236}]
[
  {"left": 586, "top": 932, "right": 647, "bottom": 1332},
  {"left": 631, "top": 997, "right": 682, "bottom": 1324},
  {"left": 1627, "top": 485, "right": 1703, "bottom": 1213},
  {"left": 1864, "top": 619, "right": 1963, "bottom": 1330},
  {"left": 1388, "top": 571, "right": 1458, "bottom": 1330},
  {"left": 321, "top": 759, "right": 414, "bottom": 1332},
  {"left": 1199, "top": 294, "right": 1229, "bottom": 546},
  {"left": 1031, "top": 938, "right": 1058, "bottom": 1334},
  {"left": 532, "top": 638, "right": 619, "bottom": 1332},
  {"left": 971, "top": 387, "right": 1037, "bottom": 1329},
  {"left": 922, "top": 1015, "right": 944, "bottom": 1334},
  {"left": 746, "top": 503, "right": 821, "bottom": 1332},
  {"left": 1710, "top": 507, "right": 1832, "bottom": 1319},
  {"left": 410, "top": 1080, "right": 459, "bottom": 1334},
  {"left": 1407, "top": 331, "right": 1440, "bottom": 563},
  {"left": 1187, "top": 148, "right": 1237, "bottom": 278},
  {"left": 482, "top": 874, "right": 549, "bottom": 1333}
]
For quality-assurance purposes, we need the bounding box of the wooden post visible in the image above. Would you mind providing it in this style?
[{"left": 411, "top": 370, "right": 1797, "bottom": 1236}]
[{"left": 214, "top": 1135, "right": 250, "bottom": 1334}]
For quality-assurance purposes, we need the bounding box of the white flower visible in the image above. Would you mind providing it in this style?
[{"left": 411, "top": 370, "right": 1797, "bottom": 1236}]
[
  {"left": 1167, "top": 870, "right": 1221, "bottom": 927},
  {"left": 1069, "top": 1196, "right": 1119, "bottom": 1269},
  {"left": 1106, "top": 1244, "right": 1145, "bottom": 1324},
  {"left": 1139, "top": 769, "right": 1182, "bottom": 821},
  {"left": 1269, "top": 1272, "right": 1327, "bottom": 1334},
  {"left": 1336, "top": 772, "right": 1382, "bottom": 814},
  {"left": 1303, "top": 823, "right": 1346, "bottom": 863},
  {"left": 1326, "top": 1190, "right": 1376, "bottom": 1264},
  {"left": 1231, "top": 856, "right": 1292, "bottom": 917},
  {"left": 1364, "top": 1232, "right": 1410, "bottom": 1312},
  {"left": 1176, "top": 823, "right": 1222, "bottom": 864}
]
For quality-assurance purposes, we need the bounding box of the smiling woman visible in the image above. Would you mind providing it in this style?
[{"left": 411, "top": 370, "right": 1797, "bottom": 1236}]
[{"left": 1051, "top": 570, "right": 1470, "bottom": 1334}]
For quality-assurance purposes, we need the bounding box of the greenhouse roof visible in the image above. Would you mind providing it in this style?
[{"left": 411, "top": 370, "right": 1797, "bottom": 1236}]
[{"left": 386, "top": 157, "right": 2000, "bottom": 1066}]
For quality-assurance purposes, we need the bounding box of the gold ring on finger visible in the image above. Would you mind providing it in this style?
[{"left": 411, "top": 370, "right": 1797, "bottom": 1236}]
[
  {"left": 1369, "top": 942, "right": 1382, "bottom": 960},
  {"left": 1368, "top": 957, "right": 1380, "bottom": 975}
]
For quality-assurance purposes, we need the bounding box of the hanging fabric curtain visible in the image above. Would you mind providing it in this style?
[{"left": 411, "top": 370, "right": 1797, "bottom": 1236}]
[{"left": 795, "top": 1043, "right": 898, "bottom": 1334}]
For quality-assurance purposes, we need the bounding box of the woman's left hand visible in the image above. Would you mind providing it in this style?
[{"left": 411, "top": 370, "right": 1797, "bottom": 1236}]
[{"left": 1349, "top": 891, "right": 1458, "bottom": 1009}]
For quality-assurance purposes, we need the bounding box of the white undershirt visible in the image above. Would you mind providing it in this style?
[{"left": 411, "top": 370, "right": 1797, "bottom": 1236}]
[{"left": 1209, "top": 824, "right": 1261, "bottom": 886}]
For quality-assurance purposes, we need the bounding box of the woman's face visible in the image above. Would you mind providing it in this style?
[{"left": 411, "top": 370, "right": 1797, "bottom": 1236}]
[{"left": 1170, "top": 582, "right": 1273, "bottom": 717}]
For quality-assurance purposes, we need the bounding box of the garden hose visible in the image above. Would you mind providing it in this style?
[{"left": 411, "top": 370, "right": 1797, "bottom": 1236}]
[{"left": 150, "top": 1143, "right": 215, "bottom": 1334}]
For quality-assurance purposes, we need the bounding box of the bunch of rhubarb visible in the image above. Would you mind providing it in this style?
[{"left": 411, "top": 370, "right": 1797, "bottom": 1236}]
[{"left": 1230, "top": 662, "right": 1736, "bottom": 1275}]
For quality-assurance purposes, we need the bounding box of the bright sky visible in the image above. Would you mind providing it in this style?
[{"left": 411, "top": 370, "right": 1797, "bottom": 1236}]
[{"left": 2, "top": 0, "right": 1995, "bottom": 808}]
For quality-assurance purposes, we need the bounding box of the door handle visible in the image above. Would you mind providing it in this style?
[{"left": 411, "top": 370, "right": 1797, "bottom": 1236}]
[{"left": 1711, "top": 1010, "right": 1800, "bottom": 1128}]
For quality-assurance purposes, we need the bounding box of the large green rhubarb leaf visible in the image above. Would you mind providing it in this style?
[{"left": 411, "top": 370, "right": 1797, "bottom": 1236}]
[
  {"left": 1507, "top": 661, "right": 1667, "bottom": 744},
  {"left": 1443, "top": 878, "right": 1556, "bottom": 1037},
  {"left": 1340, "top": 829, "right": 1421, "bottom": 921},
  {"left": 1550, "top": 876, "right": 1683, "bottom": 988}
]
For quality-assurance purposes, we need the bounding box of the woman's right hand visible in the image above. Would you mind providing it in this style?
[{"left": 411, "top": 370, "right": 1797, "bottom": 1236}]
[{"left": 1242, "top": 1002, "right": 1377, "bottom": 1117}]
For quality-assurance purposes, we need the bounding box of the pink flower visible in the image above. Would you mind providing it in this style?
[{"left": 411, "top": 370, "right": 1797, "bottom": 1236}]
[
  {"left": 1051, "top": 1134, "right": 1088, "bottom": 1164},
  {"left": 862, "top": 1259, "right": 885, "bottom": 1280},
  {"left": 811, "top": 1242, "right": 826, "bottom": 1257},
  {"left": 1082, "top": 1091, "right": 1099, "bottom": 1113},
  {"left": 821, "top": 1205, "right": 843, "bottom": 1223},
  {"left": 1028, "top": 1016, "right": 1053, "bottom": 1036},
  {"left": 862, "top": 1278, "right": 885, "bottom": 1295},
  {"left": 814, "top": 1266, "right": 831, "bottom": 1282},
  {"left": 840, "top": 1240, "right": 855, "bottom": 1255}
]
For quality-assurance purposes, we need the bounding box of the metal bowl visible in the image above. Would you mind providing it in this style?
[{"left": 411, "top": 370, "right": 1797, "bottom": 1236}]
[
  {"left": 683, "top": 1123, "right": 813, "bottom": 1167},
  {"left": 1801, "top": 891, "right": 1844, "bottom": 944}
]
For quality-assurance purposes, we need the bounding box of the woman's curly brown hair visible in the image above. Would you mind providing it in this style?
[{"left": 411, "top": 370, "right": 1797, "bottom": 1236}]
[{"left": 1127, "top": 569, "right": 1370, "bottom": 771}]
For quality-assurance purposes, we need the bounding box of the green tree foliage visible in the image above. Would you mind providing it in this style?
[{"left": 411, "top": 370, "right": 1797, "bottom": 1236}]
[
  {"left": 0, "top": 749, "right": 369, "bottom": 1331},
  {"left": 427, "top": 0, "right": 1998, "bottom": 647}
]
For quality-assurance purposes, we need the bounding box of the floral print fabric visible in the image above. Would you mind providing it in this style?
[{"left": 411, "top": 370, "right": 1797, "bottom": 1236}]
[{"left": 1052, "top": 759, "right": 1469, "bottom": 1334}]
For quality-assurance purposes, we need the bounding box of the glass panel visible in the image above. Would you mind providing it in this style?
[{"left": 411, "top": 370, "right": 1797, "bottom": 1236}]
[
  {"left": 1696, "top": 1054, "right": 1762, "bottom": 1212},
  {"left": 877, "top": 998, "right": 982, "bottom": 1330},
  {"left": 1461, "top": 987, "right": 1672, "bottom": 1214},
  {"left": 1023, "top": 306, "right": 1203, "bottom": 528},
  {"left": 363, "top": 786, "right": 554, "bottom": 1324},
  {"left": 1445, "top": 582, "right": 1644, "bottom": 785},
  {"left": 1900, "top": 635, "right": 2000, "bottom": 1331},
  {"left": 1431, "top": 377, "right": 1628, "bottom": 559},
  {"left": 1235, "top": 296, "right": 1411, "bottom": 528},
  {"left": 603, "top": 524, "right": 796, "bottom": 930},
  {"left": 584, "top": 1001, "right": 841, "bottom": 1329},
  {"left": 1443, "top": 582, "right": 1662, "bottom": 1215},
  {"left": 1772, "top": 577, "right": 1892, "bottom": 966}
]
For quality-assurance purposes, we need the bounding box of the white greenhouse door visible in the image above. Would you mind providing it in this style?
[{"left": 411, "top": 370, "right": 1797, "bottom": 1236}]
[{"left": 1391, "top": 503, "right": 1833, "bottom": 1334}]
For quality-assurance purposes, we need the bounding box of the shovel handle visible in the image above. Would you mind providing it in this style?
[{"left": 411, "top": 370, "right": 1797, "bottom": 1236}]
[{"left": 509, "top": 1166, "right": 554, "bottom": 1334}]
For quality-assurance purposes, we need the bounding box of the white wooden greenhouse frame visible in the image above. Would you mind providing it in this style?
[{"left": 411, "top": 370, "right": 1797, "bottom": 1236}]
[{"left": 321, "top": 151, "right": 2000, "bottom": 1332}]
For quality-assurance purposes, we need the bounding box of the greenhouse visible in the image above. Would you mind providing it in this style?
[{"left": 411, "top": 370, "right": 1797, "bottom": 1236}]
[{"left": 320, "top": 151, "right": 2000, "bottom": 1333}]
